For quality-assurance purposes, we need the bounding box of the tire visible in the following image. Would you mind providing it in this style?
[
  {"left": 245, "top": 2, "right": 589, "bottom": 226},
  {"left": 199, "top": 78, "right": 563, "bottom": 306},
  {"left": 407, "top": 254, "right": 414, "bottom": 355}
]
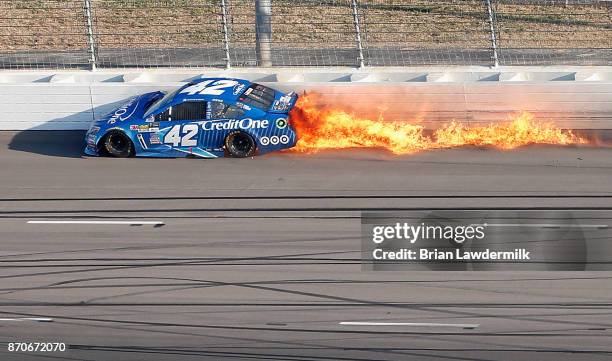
[
  {"left": 225, "top": 131, "right": 256, "bottom": 158},
  {"left": 103, "top": 130, "right": 134, "bottom": 158}
]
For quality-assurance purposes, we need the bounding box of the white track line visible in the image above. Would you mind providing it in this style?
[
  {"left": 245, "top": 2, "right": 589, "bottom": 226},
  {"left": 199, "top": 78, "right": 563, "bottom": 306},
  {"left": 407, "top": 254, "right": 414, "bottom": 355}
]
[
  {"left": 339, "top": 322, "right": 479, "bottom": 328},
  {"left": 0, "top": 318, "right": 53, "bottom": 322},
  {"left": 27, "top": 220, "right": 164, "bottom": 226}
]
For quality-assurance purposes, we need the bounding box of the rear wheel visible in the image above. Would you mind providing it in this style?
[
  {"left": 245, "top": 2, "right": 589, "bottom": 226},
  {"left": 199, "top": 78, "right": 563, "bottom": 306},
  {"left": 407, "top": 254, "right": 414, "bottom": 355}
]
[
  {"left": 225, "top": 131, "right": 256, "bottom": 158},
  {"left": 103, "top": 130, "right": 134, "bottom": 158}
]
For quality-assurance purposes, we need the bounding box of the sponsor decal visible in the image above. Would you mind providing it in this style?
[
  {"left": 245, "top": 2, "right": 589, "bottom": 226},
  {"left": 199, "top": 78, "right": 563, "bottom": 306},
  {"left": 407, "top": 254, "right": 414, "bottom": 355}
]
[
  {"left": 107, "top": 97, "right": 139, "bottom": 125},
  {"left": 233, "top": 83, "right": 246, "bottom": 95},
  {"left": 260, "top": 135, "right": 291, "bottom": 146},
  {"left": 89, "top": 126, "right": 100, "bottom": 134},
  {"left": 202, "top": 118, "right": 269, "bottom": 131},
  {"left": 276, "top": 118, "right": 288, "bottom": 129},
  {"left": 149, "top": 133, "right": 161, "bottom": 145},
  {"left": 145, "top": 116, "right": 155, "bottom": 123},
  {"left": 272, "top": 95, "right": 293, "bottom": 111},
  {"left": 130, "top": 124, "right": 159, "bottom": 133},
  {"left": 235, "top": 102, "right": 251, "bottom": 111},
  {"left": 86, "top": 135, "right": 96, "bottom": 146}
]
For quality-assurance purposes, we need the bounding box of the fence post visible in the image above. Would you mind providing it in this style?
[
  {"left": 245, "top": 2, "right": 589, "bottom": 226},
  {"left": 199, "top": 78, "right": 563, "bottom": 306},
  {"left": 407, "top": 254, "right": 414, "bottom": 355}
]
[
  {"left": 485, "top": 0, "right": 499, "bottom": 67},
  {"left": 350, "top": 0, "right": 365, "bottom": 68},
  {"left": 83, "top": 0, "right": 97, "bottom": 70},
  {"left": 220, "top": 0, "right": 231, "bottom": 69},
  {"left": 255, "top": 0, "right": 272, "bottom": 67}
]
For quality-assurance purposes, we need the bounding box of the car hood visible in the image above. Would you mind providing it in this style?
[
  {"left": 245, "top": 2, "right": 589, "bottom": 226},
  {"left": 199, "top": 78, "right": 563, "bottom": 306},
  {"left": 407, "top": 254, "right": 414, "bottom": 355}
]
[{"left": 93, "top": 91, "right": 164, "bottom": 128}]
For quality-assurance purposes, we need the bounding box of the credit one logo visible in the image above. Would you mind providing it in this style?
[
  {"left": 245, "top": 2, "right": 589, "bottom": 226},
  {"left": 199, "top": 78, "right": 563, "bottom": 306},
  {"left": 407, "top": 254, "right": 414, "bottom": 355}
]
[{"left": 202, "top": 118, "right": 269, "bottom": 131}]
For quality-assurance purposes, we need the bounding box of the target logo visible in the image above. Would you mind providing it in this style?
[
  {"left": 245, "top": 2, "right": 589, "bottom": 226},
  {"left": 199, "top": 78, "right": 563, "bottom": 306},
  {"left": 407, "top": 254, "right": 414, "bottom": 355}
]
[
  {"left": 276, "top": 118, "right": 288, "bottom": 129},
  {"left": 260, "top": 135, "right": 291, "bottom": 146}
]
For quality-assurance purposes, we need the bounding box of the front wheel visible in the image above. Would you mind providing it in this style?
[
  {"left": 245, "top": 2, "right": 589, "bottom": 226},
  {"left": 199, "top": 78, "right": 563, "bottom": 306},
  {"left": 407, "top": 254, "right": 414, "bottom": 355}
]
[
  {"left": 225, "top": 131, "right": 256, "bottom": 158},
  {"left": 103, "top": 130, "right": 134, "bottom": 158}
]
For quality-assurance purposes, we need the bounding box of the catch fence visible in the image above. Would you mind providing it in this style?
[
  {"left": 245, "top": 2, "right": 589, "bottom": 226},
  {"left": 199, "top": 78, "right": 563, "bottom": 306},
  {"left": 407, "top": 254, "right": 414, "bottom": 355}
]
[{"left": 0, "top": 0, "right": 609, "bottom": 69}]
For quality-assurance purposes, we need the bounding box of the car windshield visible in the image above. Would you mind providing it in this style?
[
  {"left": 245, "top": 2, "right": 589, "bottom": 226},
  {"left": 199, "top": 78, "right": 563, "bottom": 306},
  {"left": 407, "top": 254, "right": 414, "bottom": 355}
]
[{"left": 144, "top": 87, "right": 181, "bottom": 117}]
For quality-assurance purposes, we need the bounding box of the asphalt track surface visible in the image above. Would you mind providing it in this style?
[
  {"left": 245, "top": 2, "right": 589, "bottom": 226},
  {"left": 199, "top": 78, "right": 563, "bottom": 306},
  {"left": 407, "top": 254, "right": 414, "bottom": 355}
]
[{"left": 1, "top": 131, "right": 612, "bottom": 361}]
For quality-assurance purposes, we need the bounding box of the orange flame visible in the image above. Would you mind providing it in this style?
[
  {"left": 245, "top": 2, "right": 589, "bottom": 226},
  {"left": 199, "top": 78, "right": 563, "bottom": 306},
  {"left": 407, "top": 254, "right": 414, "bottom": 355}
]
[{"left": 289, "top": 93, "right": 588, "bottom": 154}]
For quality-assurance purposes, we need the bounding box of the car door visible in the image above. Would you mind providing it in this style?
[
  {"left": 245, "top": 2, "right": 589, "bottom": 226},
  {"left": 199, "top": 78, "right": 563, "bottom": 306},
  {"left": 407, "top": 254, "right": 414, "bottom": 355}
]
[
  {"left": 156, "top": 100, "right": 207, "bottom": 153},
  {"left": 201, "top": 100, "right": 247, "bottom": 151}
]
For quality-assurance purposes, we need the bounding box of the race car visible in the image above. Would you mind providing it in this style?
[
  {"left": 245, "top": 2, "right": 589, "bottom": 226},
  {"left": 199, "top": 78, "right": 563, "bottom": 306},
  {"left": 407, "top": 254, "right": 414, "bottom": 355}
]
[{"left": 84, "top": 78, "right": 298, "bottom": 158}]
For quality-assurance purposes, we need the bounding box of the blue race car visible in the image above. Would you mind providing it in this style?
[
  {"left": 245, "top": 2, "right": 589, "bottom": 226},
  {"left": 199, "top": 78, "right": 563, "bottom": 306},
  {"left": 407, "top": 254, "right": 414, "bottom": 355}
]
[{"left": 84, "top": 78, "right": 298, "bottom": 158}]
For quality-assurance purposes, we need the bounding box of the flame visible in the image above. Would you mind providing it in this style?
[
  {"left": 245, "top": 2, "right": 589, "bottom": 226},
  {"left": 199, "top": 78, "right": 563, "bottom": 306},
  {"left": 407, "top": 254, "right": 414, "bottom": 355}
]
[{"left": 288, "top": 93, "right": 588, "bottom": 154}]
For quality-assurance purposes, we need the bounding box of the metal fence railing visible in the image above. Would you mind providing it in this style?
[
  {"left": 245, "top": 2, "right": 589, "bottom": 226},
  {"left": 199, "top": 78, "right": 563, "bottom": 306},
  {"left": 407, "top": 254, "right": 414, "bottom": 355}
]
[
  {"left": 90, "top": 0, "right": 227, "bottom": 68},
  {"left": 0, "top": 0, "right": 609, "bottom": 69},
  {"left": 0, "top": 0, "right": 90, "bottom": 69},
  {"left": 494, "top": 0, "right": 611, "bottom": 65}
]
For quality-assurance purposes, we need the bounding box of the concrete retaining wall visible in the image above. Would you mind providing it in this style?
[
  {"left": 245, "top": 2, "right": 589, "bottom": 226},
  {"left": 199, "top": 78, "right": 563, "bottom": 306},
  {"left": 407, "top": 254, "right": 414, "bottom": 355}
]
[{"left": 0, "top": 67, "right": 610, "bottom": 131}]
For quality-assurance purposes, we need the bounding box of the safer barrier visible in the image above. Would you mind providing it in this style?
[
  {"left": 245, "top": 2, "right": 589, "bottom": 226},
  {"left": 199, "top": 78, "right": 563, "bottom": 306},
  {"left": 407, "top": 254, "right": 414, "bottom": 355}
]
[{"left": 0, "top": 68, "right": 610, "bottom": 130}]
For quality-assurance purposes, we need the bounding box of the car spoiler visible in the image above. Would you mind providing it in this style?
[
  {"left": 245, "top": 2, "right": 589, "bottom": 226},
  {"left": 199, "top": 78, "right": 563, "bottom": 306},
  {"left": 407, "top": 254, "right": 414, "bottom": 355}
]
[{"left": 269, "top": 92, "right": 299, "bottom": 113}]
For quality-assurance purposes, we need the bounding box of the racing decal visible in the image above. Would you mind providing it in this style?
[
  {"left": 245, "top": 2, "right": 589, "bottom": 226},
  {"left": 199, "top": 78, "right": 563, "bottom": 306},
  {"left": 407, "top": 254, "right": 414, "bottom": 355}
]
[
  {"left": 233, "top": 83, "right": 246, "bottom": 95},
  {"left": 260, "top": 135, "right": 291, "bottom": 146},
  {"left": 86, "top": 134, "right": 96, "bottom": 146},
  {"left": 272, "top": 95, "right": 293, "bottom": 111},
  {"left": 276, "top": 118, "right": 288, "bottom": 129},
  {"left": 137, "top": 134, "right": 148, "bottom": 149},
  {"left": 202, "top": 118, "right": 269, "bottom": 131},
  {"left": 149, "top": 133, "right": 161, "bottom": 145},
  {"left": 130, "top": 124, "right": 159, "bottom": 133},
  {"left": 164, "top": 124, "right": 199, "bottom": 147},
  {"left": 235, "top": 102, "right": 251, "bottom": 111},
  {"left": 107, "top": 97, "right": 139, "bottom": 125},
  {"left": 182, "top": 124, "right": 198, "bottom": 146},
  {"left": 180, "top": 79, "right": 239, "bottom": 96}
]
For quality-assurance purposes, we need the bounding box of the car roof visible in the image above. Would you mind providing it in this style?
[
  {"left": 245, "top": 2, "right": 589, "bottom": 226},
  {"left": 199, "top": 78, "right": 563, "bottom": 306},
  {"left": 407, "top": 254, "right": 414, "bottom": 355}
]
[{"left": 171, "top": 77, "right": 253, "bottom": 103}]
